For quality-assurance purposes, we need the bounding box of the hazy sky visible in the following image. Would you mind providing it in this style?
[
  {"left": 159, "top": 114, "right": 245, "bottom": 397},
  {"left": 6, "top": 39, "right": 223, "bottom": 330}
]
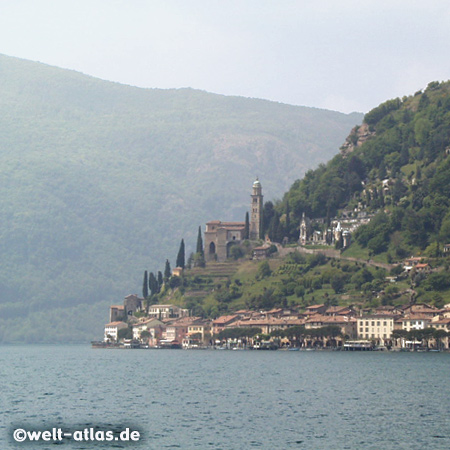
[{"left": 0, "top": 0, "right": 449, "bottom": 113}]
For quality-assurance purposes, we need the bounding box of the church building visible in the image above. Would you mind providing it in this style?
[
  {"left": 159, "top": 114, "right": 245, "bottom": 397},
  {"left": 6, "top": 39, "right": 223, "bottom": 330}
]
[{"left": 204, "top": 179, "right": 263, "bottom": 262}]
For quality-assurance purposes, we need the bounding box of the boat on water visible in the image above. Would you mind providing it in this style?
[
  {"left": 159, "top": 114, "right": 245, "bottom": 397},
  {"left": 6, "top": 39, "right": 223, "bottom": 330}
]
[{"left": 343, "top": 340, "right": 374, "bottom": 351}]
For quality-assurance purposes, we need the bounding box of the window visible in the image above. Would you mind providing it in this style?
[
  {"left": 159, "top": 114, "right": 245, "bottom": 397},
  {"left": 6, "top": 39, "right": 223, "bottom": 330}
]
[
  {"left": 383, "top": 321, "right": 387, "bottom": 326},
  {"left": 377, "top": 321, "right": 380, "bottom": 326},
  {"left": 371, "top": 321, "right": 375, "bottom": 326}
]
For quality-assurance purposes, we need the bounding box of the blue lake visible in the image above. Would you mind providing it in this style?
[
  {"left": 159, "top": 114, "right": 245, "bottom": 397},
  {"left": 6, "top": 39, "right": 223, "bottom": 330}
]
[{"left": 1, "top": 345, "right": 449, "bottom": 449}]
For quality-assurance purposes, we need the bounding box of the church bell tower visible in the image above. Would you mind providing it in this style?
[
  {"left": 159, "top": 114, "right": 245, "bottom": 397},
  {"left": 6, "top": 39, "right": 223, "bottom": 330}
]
[{"left": 250, "top": 178, "right": 263, "bottom": 240}]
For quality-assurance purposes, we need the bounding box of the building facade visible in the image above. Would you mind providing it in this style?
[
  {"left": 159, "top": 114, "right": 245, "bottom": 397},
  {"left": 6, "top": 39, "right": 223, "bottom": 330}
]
[
  {"left": 204, "top": 179, "right": 264, "bottom": 262},
  {"left": 104, "top": 321, "right": 128, "bottom": 342},
  {"left": 357, "top": 315, "right": 394, "bottom": 343}
]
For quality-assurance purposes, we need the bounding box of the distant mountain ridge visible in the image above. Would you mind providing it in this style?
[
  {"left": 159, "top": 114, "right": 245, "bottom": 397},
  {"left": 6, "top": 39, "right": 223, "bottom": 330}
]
[{"left": 0, "top": 53, "right": 362, "bottom": 343}]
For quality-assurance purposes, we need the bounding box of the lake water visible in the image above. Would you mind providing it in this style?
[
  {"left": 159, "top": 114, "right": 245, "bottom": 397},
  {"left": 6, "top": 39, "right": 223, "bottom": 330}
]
[{"left": 1, "top": 346, "right": 450, "bottom": 450}]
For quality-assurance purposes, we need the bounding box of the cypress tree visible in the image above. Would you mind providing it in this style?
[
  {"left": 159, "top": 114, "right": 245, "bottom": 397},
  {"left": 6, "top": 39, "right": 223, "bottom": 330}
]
[
  {"left": 176, "top": 239, "right": 185, "bottom": 268},
  {"left": 244, "top": 212, "right": 250, "bottom": 240},
  {"left": 157, "top": 271, "right": 163, "bottom": 292},
  {"left": 149, "top": 272, "right": 158, "bottom": 296},
  {"left": 285, "top": 201, "right": 291, "bottom": 241},
  {"left": 187, "top": 252, "right": 194, "bottom": 269},
  {"left": 196, "top": 226, "right": 203, "bottom": 255},
  {"left": 143, "top": 270, "right": 148, "bottom": 299},
  {"left": 164, "top": 259, "right": 171, "bottom": 281}
]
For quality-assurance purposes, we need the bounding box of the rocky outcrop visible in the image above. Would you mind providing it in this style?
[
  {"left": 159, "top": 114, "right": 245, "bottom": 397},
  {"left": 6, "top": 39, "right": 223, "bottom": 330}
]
[{"left": 340, "top": 122, "right": 375, "bottom": 156}]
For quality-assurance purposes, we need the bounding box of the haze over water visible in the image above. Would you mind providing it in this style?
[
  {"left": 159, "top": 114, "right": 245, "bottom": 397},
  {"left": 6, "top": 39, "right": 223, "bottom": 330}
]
[{"left": 1, "top": 345, "right": 449, "bottom": 449}]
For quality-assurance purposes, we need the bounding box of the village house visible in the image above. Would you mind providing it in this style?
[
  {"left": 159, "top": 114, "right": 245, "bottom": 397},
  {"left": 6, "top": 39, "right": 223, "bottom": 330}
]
[
  {"left": 400, "top": 303, "right": 439, "bottom": 318},
  {"left": 172, "top": 267, "right": 184, "bottom": 277},
  {"left": 132, "top": 318, "right": 166, "bottom": 343},
  {"left": 212, "top": 314, "right": 241, "bottom": 335},
  {"left": 187, "top": 318, "right": 212, "bottom": 342},
  {"left": 304, "top": 304, "right": 327, "bottom": 316},
  {"left": 306, "top": 314, "right": 357, "bottom": 339},
  {"left": 228, "top": 317, "right": 305, "bottom": 335},
  {"left": 400, "top": 315, "right": 431, "bottom": 332},
  {"left": 252, "top": 243, "right": 272, "bottom": 260},
  {"left": 414, "top": 263, "right": 431, "bottom": 274},
  {"left": 323, "top": 306, "right": 356, "bottom": 317},
  {"left": 148, "top": 304, "right": 189, "bottom": 320},
  {"left": 164, "top": 316, "right": 199, "bottom": 343},
  {"left": 104, "top": 321, "right": 128, "bottom": 342},
  {"left": 374, "top": 305, "right": 403, "bottom": 315},
  {"left": 404, "top": 256, "right": 424, "bottom": 266}
]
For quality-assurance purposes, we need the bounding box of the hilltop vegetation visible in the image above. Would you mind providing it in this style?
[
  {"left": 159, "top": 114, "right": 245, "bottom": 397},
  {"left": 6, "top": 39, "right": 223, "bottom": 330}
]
[
  {"left": 265, "top": 81, "right": 450, "bottom": 257},
  {"left": 142, "top": 248, "right": 407, "bottom": 321},
  {"left": 0, "top": 54, "right": 361, "bottom": 343}
]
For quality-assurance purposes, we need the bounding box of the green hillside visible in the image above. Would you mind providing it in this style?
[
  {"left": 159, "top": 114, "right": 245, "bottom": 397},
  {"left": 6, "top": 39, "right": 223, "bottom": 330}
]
[
  {"left": 274, "top": 81, "right": 450, "bottom": 253},
  {"left": 0, "top": 54, "right": 361, "bottom": 343}
]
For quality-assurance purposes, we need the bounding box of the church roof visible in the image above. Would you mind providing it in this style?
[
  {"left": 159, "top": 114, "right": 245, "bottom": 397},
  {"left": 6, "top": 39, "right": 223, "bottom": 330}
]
[{"left": 253, "top": 177, "right": 261, "bottom": 187}]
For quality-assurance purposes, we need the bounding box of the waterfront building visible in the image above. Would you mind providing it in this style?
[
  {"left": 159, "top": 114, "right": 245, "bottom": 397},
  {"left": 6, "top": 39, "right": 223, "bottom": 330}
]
[
  {"left": 104, "top": 321, "right": 128, "bottom": 342},
  {"left": 357, "top": 315, "right": 395, "bottom": 344},
  {"left": 164, "top": 317, "right": 199, "bottom": 344},
  {"left": 305, "top": 314, "right": 357, "bottom": 339},
  {"left": 212, "top": 314, "right": 241, "bottom": 335},
  {"left": 400, "top": 315, "right": 431, "bottom": 332},
  {"left": 187, "top": 318, "right": 212, "bottom": 343},
  {"left": 132, "top": 318, "right": 166, "bottom": 342}
]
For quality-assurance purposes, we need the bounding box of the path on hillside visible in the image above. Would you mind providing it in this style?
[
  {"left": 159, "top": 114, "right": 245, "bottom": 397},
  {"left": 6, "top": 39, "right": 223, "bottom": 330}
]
[{"left": 275, "top": 244, "right": 394, "bottom": 271}]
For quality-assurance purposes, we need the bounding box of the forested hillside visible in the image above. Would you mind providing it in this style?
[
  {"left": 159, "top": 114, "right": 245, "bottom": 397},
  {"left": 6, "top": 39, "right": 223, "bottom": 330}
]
[
  {"left": 268, "top": 80, "right": 450, "bottom": 261},
  {"left": 0, "top": 54, "right": 361, "bottom": 343}
]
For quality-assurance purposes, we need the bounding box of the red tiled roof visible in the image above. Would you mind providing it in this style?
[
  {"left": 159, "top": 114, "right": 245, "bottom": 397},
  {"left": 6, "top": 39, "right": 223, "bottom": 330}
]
[{"left": 213, "top": 315, "right": 240, "bottom": 325}]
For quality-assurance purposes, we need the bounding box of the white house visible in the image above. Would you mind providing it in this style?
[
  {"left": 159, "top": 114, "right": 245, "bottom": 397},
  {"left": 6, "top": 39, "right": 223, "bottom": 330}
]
[
  {"left": 104, "top": 321, "right": 128, "bottom": 342},
  {"left": 132, "top": 318, "right": 166, "bottom": 341}
]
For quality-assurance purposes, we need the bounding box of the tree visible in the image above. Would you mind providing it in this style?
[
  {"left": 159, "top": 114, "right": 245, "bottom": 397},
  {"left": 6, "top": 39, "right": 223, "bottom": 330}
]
[
  {"left": 229, "top": 244, "right": 244, "bottom": 260},
  {"left": 196, "top": 226, "right": 203, "bottom": 255},
  {"left": 194, "top": 251, "right": 205, "bottom": 268},
  {"left": 118, "top": 326, "right": 133, "bottom": 341},
  {"left": 176, "top": 239, "right": 185, "bottom": 268},
  {"left": 157, "top": 271, "right": 163, "bottom": 292},
  {"left": 140, "top": 330, "right": 151, "bottom": 341},
  {"left": 244, "top": 212, "right": 250, "bottom": 240},
  {"left": 285, "top": 200, "right": 291, "bottom": 241},
  {"left": 331, "top": 274, "right": 345, "bottom": 294},
  {"left": 295, "top": 285, "right": 305, "bottom": 300},
  {"left": 149, "top": 272, "right": 158, "bottom": 296},
  {"left": 142, "top": 270, "right": 148, "bottom": 299},
  {"left": 433, "top": 329, "right": 448, "bottom": 350},
  {"left": 164, "top": 259, "right": 171, "bottom": 281},
  {"left": 256, "top": 261, "right": 271, "bottom": 280}
]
